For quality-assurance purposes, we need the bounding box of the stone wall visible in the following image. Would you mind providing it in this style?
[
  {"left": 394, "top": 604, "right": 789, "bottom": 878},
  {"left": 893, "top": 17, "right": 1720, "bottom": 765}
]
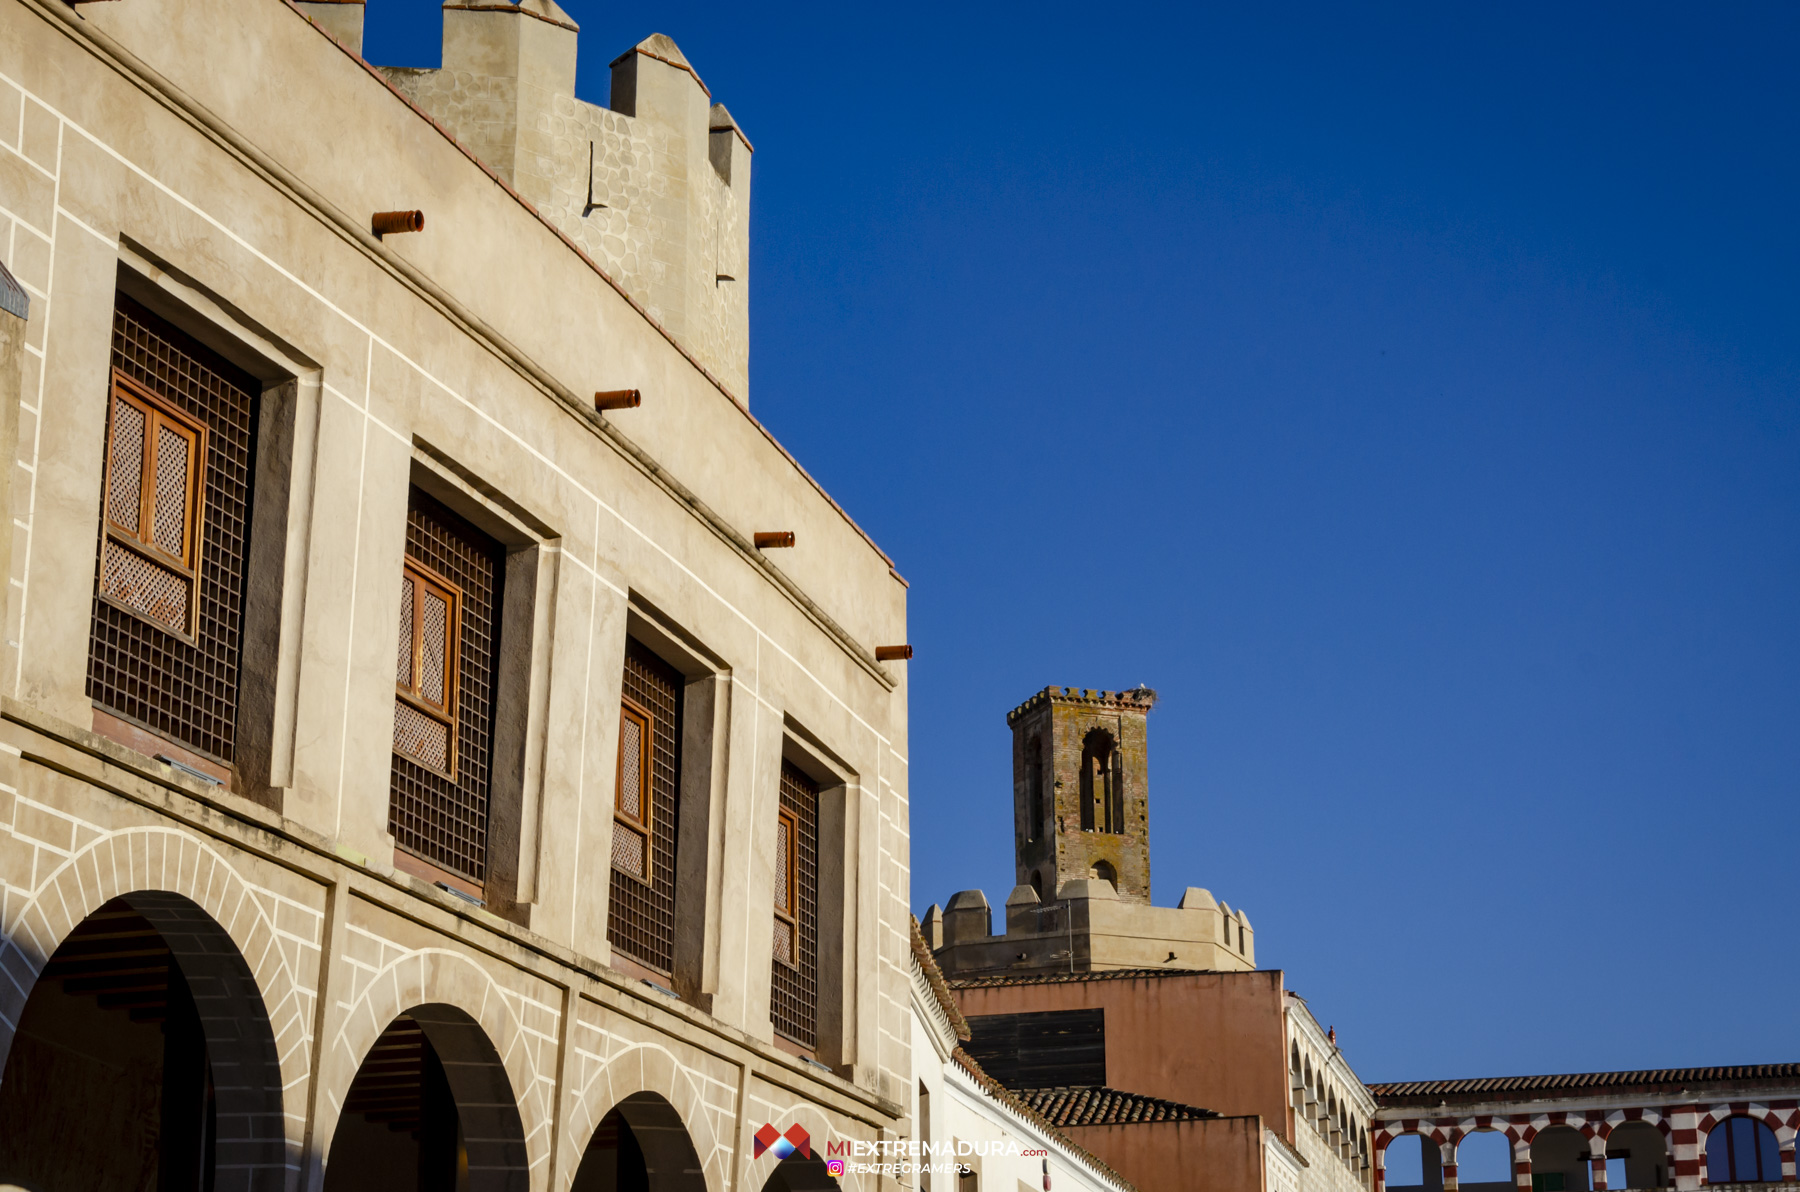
[{"left": 0, "top": 0, "right": 910, "bottom": 1185}]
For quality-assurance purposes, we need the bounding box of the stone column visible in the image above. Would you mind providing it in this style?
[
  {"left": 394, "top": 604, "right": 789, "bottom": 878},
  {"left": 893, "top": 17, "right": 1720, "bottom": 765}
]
[
  {"left": 1512, "top": 1133, "right": 1534, "bottom": 1192},
  {"left": 1589, "top": 1134, "right": 1609, "bottom": 1191},
  {"left": 1668, "top": 1106, "right": 1703, "bottom": 1191}
]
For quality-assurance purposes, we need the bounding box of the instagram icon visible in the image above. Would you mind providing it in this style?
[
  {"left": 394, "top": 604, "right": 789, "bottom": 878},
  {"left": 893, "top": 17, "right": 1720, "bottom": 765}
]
[{"left": 826, "top": 1160, "right": 847, "bottom": 1178}]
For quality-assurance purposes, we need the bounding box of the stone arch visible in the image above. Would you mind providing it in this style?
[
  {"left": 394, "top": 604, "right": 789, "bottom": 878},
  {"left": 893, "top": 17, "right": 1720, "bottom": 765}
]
[
  {"left": 1703, "top": 1112, "right": 1782, "bottom": 1184},
  {"left": 1381, "top": 1129, "right": 1436, "bottom": 1188},
  {"left": 760, "top": 1154, "right": 841, "bottom": 1192},
  {"left": 1455, "top": 1127, "right": 1514, "bottom": 1185},
  {"left": 562, "top": 1041, "right": 729, "bottom": 1192},
  {"left": 1530, "top": 1124, "right": 1591, "bottom": 1192},
  {"left": 747, "top": 1099, "right": 866, "bottom": 1192},
  {"left": 0, "top": 886, "right": 293, "bottom": 1190},
  {"left": 0, "top": 825, "right": 310, "bottom": 1178},
  {"left": 1078, "top": 728, "right": 1121, "bottom": 833},
  {"left": 319, "top": 948, "right": 551, "bottom": 1181},
  {"left": 570, "top": 1089, "right": 709, "bottom": 1192}
]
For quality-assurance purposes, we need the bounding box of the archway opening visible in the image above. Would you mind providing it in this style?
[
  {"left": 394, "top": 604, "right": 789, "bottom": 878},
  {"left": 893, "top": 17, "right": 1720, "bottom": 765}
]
[
  {"left": 1386, "top": 1134, "right": 1440, "bottom": 1191},
  {"left": 761, "top": 1154, "right": 841, "bottom": 1192},
  {"left": 1092, "top": 860, "right": 1118, "bottom": 890},
  {"left": 1705, "top": 1116, "right": 1780, "bottom": 1185},
  {"left": 1458, "top": 1129, "right": 1513, "bottom": 1191},
  {"left": 0, "top": 892, "right": 286, "bottom": 1191},
  {"left": 1530, "top": 1124, "right": 1590, "bottom": 1192},
  {"left": 1605, "top": 1120, "right": 1667, "bottom": 1190},
  {"left": 1078, "top": 729, "right": 1121, "bottom": 833},
  {"left": 571, "top": 1090, "right": 706, "bottom": 1192},
  {"left": 324, "top": 1004, "right": 529, "bottom": 1192}
]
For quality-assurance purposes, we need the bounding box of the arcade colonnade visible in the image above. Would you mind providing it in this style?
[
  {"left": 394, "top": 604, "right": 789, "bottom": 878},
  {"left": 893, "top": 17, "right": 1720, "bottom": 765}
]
[
  {"left": 1375, "top": 1102, "right": 1800, "bottom": 1192},
  {"left": 0, "top": 735, "right": 887, "bottom": 1192}
]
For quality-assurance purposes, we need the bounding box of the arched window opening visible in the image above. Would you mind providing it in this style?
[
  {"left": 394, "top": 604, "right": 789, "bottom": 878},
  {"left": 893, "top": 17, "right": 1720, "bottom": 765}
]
[
  {"left": 1025, "top": 739, "right": 1044, "bottom": 843},
  {"left": 1078, "top": 730, "right": 1123, "bottom": 833},
  {"left": 761, "top": 1154, "right": 841, "bottom": 1192},
  {"left": 1530, "top": 1124, "right": 1591, "bottom": 1192},
  {"left": 1606, "top": 1120, "right": 1668, "bottom": 1190},
  {"left": 0, "top": 893, "right": 286, "bottom": 1191},
  {"left": 572, "top": 1091, "right": 706, "bottom": 1192},
  {"left": 1385, "top": 1135, "right": 1437, "bottom": 1190},
  {"left": 325, "top": 1004, "right": 529, "bottom": 1192},
  {"left": 1706, "top": 1117, "right": 1780, "bottom": 1185},
  {"left": 1093, "top": 860, "right": 1118, "bottom": 890},
  {"left": 1457, "top": 1129, "right": 1512, "bottom": 1187}
]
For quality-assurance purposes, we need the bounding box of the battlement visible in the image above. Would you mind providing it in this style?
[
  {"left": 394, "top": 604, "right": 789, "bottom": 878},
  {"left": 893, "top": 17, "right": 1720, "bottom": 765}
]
[
  {"left": 924, "top": 882, "right": 1256, "bottom": 978},
  {"left": 1006, "top": 685, "right": 1159, "bottom": 727},
  {"left": 315, "top": 0, "right": 753, "bottom": 401}
]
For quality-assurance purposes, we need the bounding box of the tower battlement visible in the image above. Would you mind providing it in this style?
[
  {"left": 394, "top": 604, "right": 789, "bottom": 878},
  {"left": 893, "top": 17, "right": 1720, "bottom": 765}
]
[{"left": 307, "top": 1, "right": 754, "bottom": 400}]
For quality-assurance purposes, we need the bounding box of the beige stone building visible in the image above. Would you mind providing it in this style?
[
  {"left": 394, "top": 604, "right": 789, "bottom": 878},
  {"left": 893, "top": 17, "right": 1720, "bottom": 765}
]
[{"left": 0, "top": 0, "right": 912, "bottom": 1188}]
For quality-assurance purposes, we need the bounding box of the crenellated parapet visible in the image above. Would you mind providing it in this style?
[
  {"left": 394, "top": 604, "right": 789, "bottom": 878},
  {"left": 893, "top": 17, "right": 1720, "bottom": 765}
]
[{"left": 364, "top": 2, "right": 753, "bottom": 401}]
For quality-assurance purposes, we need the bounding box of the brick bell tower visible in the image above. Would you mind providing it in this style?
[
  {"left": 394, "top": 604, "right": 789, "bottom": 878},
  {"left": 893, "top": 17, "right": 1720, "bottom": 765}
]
[{"left": 1008, "top": 686, "right": 1157, "bottom": 905}]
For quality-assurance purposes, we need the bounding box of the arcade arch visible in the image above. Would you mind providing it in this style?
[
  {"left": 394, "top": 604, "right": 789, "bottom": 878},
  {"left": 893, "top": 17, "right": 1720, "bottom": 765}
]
[
  {"left": 1604, "top": 1120, "right": 1667, "bottom": 1190},
  {"left": 322, "top": 1004, "right": 529, "bottom": 1192},
  {"left": 1456, "top": 1129, "right": 1513, "bottom": 1187},
  {"left": 1530, "top": 1125, "right": 1591, "bottom": 1192},
  {"left": 570, "top": 1090, "right": 708, "bottom": 1192},
  {"left": 1385, "top": 1133, "right": 1432, "bottom": 1188},
  {"left": 0, "top": 892, "right": 288, "bottom": 1191},
  {"left": 1705, "top": 1116, "right": 1781, "bottom": 1185},
  {"left": 760, "top": 1154, "right": 842, "bottom": 1192}
]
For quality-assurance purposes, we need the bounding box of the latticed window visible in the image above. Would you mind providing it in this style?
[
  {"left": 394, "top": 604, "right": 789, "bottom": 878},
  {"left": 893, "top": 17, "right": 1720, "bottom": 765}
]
[
  {"left": 393, "top": 562, "right": 461, "bottom": 777},
  {"left": 389, "top": 490, "right": 500, "bottom": 885},
  {"left": 88, "top": 296, "right": 256, "bottom": 762},
  {"left": 770, "top": 759, "right": 819, "bottom": 1048},
  {"left": 608, "top": 640, "right": 681, "bottom": 973}
]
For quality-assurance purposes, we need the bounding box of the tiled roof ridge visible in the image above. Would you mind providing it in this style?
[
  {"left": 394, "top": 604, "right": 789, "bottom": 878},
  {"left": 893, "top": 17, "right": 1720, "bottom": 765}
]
[
  {"left": 949, "top": 1049, "right": 1139, "bottom": 1192},
  {"left": 1370, "top": 1062, "right": 1800, "bottom": 1098},
  {"left": 1016, "top": 1085, "right": 1221, "bottom": 1127},
  {"left": 1006, "top": 685, "right": 1158, "bottom": 726},
  {"left": 911, "top": 915, "right": 971, "bottom": 1041},
  {"left": 949, "top": 967, "right": 1211, "bottom": 989}
]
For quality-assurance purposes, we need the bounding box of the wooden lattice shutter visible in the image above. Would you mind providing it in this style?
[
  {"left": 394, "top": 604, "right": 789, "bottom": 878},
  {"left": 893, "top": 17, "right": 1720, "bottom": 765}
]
[
  {"left": 770, "top": 760, "right": 819, "bottom": 1048},
  {"left": 607, "top": 640, "right": 681, "bottom": 973},
  {"left": 388, "top": 489, "right": 500, "bottom": 884},
  {"left": 87, "top": 296, "right": 256, "bottom": 763}
]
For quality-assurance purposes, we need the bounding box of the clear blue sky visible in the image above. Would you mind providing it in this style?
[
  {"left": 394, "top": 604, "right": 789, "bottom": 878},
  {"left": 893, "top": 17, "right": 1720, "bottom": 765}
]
[{"left": 365, "top": 3, "right": 1800, "bottom": 1081}]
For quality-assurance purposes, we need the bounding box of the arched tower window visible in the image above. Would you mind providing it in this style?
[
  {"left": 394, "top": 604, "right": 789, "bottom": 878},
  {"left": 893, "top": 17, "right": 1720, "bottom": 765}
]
[
  {"left": 1025, "top": 738, "right": 1044, "bottom": 843},
  {"left": 1093, "top": 860, "right": 1117, "bottom": 889},
  {"left": 1079, "top": 729, "right": 1122, "bottom": 833}
]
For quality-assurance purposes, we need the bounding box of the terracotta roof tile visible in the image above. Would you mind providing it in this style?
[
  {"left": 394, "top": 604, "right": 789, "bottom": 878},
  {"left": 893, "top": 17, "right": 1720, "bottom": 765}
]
[
  {"left": 1016, "top": 1086, "right": 1219, "bottom": 1127},
  {"left": 949, "top": 1050, "right": 1138, "bottom": 1192},
  {"left": 948, "top": 968, "right": 1207, "bottom": 989},
  {"left": 1371, "top": 1064, "right": 1800, "bottom": 1101},
  {"left": 911, "top": 916, "right": 971, "bottom": 1041}
]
